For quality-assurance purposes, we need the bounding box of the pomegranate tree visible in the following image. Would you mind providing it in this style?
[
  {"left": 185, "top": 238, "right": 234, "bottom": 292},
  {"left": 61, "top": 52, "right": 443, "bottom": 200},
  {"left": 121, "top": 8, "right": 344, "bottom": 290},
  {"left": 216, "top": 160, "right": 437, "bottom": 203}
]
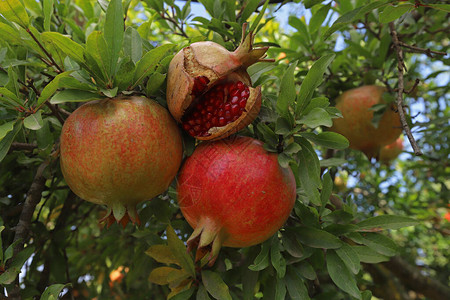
[
  {"left": 60, "top": 96, "right": 183, "bottom": 226},
  {"left": 166, "top": 24, "right": 272, "bottom": 140},
  {"left": 176, "top": 136, "right": 296, "bottom": 265},
  {"left": 379, "top": 137, "right": 404, "bottom": 162},
  {"left": 330, "top": 85, "right": 402, "bottom": 158}
]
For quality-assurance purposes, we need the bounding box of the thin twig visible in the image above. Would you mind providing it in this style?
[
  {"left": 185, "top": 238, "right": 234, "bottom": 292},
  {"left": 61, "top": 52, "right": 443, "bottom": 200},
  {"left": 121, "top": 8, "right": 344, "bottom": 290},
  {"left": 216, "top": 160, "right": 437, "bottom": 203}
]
[
  {"left": 398, "top": 41, "right": 447, "bottom": 58},
  {"left": 26, "top": 28, "right": 64, "bottom": 73},
  {"left": 389, "top": 22, "right": 423, "bottom": 156},
  {"left": 9, "top": 142, "right": 38, "bottom": 153}
]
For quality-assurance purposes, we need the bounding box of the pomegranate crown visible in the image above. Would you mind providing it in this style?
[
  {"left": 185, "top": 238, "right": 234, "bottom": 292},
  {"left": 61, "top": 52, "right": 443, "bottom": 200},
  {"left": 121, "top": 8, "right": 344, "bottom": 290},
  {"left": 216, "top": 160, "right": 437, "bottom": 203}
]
[{"left": 234, "top": 23, "right": 274, "bottom": 67}]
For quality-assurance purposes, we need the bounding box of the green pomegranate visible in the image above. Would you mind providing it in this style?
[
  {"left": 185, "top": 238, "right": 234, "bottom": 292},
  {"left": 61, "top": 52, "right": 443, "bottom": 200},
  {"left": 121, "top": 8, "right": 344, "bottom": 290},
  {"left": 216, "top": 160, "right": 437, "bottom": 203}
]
[{"left": 60, "top": 96, "right": 183, "bottom": 226}]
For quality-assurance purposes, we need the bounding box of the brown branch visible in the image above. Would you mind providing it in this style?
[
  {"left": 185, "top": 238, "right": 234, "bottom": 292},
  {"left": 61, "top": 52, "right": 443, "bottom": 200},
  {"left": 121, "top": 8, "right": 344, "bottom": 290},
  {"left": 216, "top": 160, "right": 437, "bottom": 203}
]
[
  {"left": 383, "top": 256, "right": 450, "bottom": 300},
  {"left": 8, "top": 160, "right": 51, "bottom": 299},
  {"left": 8, "top": 142, "right": 38, "bottom": 153},
  {"left": 398, "top": 41, "right": 448, "bottom": 58},
  {"left": 388, "top": 22, "right": 423, "bottom": 156}
]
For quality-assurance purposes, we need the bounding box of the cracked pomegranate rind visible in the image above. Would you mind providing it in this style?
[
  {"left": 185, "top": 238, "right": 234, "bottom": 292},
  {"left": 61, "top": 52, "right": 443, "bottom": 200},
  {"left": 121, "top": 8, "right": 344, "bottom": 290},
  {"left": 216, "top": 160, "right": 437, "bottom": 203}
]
[{"left": 167, "top": 23, "right": 272, "bottom": 140}]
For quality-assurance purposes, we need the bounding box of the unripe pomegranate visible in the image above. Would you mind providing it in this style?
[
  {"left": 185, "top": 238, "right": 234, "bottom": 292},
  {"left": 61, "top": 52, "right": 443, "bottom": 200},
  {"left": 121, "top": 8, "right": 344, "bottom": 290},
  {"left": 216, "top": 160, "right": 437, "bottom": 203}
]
[
  {"left": 379, "top": 137, "right": 404, "bottom": 163},
  {"left": 176, "top": 136, "right": 296, "bottom": 265},
  {"left": 60, "top": 96, "right": 183, "bottom": 226},
  {"left": 167, "top": 24, "right": 273, "bottom": 141},
  {"left": 330, "top": 85, "right": 402, "bottom": 158}
]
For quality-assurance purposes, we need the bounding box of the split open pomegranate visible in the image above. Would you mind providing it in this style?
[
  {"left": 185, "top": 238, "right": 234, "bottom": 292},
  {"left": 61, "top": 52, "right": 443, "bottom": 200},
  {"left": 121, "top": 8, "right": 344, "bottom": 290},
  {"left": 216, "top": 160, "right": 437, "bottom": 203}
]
[{"left": 166, "top": 24, "right": 271, "bottom": 140}]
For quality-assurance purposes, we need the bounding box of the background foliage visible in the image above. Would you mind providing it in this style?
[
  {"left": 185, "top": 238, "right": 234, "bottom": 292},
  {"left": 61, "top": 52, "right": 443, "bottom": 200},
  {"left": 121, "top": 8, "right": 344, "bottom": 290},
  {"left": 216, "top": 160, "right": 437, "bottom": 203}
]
[{"left": 0, "top": 0, "right": 448, "bottom": 299}]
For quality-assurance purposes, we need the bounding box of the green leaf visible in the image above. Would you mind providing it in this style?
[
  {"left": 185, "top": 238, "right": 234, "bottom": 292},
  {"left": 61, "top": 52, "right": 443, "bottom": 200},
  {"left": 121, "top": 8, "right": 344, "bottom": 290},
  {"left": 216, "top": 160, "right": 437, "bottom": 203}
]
[
  {"left": 149, "top": 266, "right": 187, "bottom": 285},
  {"left": 357, "top": 215, "right": 418, "bottom": 231},
  {"left": 23, "top": 111, "right": 44, "bottom": 130},
  {"left": 0, "top": 87, "right": 22, "bottom": 107},
  {"left": 357, "top": 233, "right": 398, "bottom": 257},
  {"left": 38, "top": 71, "right": 73, "bottom": 106},
  {"left": 274, "top": 278, "right": 287, "bottom": 300},
  {"left": 86, "top": 31, "right": 111, "bottom": 83},
  {"left": 41, "top": 32, "right": 86, "bottom": 65},
  {"left": 285, "top": 268, "right": 310, "bottom": 300},
  {"left": 326, "top": 250, "right": 361, "bottom": 299},
  {"left": 296, "top": 137, "right": 321, "bottom": 205},
  {"left": 0, "top": 121, "right": 21, "bottom": 163},
  {"left": 0, "top": 121, "right": 15, "bottom": 142},
  {"left": 133, "top": 44, "right": 175, "bottom": 88},
  {"left": 197, "top": 284, "right": 211, "bottom": 300},
  {"left": 320, "top": 171, "right": 333, "bottom": 212},
  {"left": 50, "top": 90, "right": 102, "bottom": 104},
  {"left": 40, "top": 283, "right": 71, "bottom": 300},
  {"left": 170, "top": 287, "right": 196, "bottom": 300},
  {"left": 379, "top": 4, "right": 413, "bottom": 23},
  {"left": 296, "top": 54, "right": 335, "bottom": 116},
  {"left": 335, "top": 243, "right": 361, "bottom": 274},
  {"left": 428, "top": 4, "right": 450, "bottom": 12},
  {"left": 271, "top": 238, "right": 286, "bottom": 278},
  {"left": 275, "top": 117, "right": 292, "bottom": 135},
  {"left": 166, "top": 225, "right": 196, "bottom": 277},
  {"left": 297, "top": 107, "right": 332, "bottom": 128},
  {"left": 124, "top": 27, "right": 143, "bottom": 63},
  {"left": 319, "top": 158, "right": 347, "bottom": 167},
  {"left": 145, "top": 244, "right": 180, "bottom": 266},
  {"left": 201, "top": 270, "right": 232, "bottom": 300},
  {"left": 309, "top": 4, "right": 331, "bottom": 34},
  {"left": 146, "top": 72, "right": 166, "bottom": 96},
  {"left": 276, "top": 62, "right": 297, "bottom": 123},
  {"left": 104, "top": 0, "right": 124, "bottom": 76},
  {"left": 352, "top": 245, "right": 390, "bottom": 263},
  {"left": 239, "top": 0, "right": 260, "bottom": 23},
  {"left": 284, "top": 142, "right": 302, "bottom": 155},
  {"left": 242, "top": 269, "right": 258, "bottom": 300},
  {"left": 115, "top": 57, "right": 136, "bottom": 91},
  {"left": 296, "top": 226, "right": 342, "bottom": 249},
  {"left": 249, "top": 238, "right": 271, "bottom": 271},
  {"left": 0, "top": 0, "right": 30, "bottom": 28},
  {"left": 282, "top": 230, "right": 304, "bottom": 258},
  {"left": 323, "top": 1, "right": 388, "bottom": 39},
  {"left": 43, "top": 0, "right": 54, "bottom": 31},
  {"left": 297, "top": 261, "right": 316, "bottom": 280},
  {"left": 301, "top": 132, "right": 349, "bottom": 149}
]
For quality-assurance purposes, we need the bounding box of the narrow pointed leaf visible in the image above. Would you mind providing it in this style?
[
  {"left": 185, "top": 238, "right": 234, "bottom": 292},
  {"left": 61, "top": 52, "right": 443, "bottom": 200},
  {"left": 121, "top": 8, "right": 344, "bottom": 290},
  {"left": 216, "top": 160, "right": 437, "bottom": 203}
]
[
  {"left": 0, "top": 0, "right": 30, "bottom": 28},
  {"left": 201, "top": 270, "right": 232, "bottom": 300},
  {"left": 166, "top": 225, "right": 196, "bottom": 277},
  {"left": 327, "top": 250, "right": 361, "bottom": 298},
  {"left": 104, "top": 0, "right": 124, "bottom": 76}
]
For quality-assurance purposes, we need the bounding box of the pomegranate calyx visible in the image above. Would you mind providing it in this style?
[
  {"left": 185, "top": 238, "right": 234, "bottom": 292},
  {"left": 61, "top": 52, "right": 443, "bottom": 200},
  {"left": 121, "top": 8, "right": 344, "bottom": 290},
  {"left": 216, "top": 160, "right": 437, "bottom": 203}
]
[
  {"left": 233, "top": 23, "right": 274, "bottom": 68},
  {"left": 99, "top": 203, "right": 141, "bottom": 228},
  {"left": 186, "top": 218, "right": 224, "bottom": 267}
]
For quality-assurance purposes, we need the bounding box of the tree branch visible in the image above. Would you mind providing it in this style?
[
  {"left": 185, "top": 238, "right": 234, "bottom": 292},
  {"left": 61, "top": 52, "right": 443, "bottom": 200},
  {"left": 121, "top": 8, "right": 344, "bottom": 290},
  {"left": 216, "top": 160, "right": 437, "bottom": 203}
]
[
  {"left": 383, "top": 256, "right": 450, "bottom": 300},
  {"left": 8, "top": 160, "right": 52, "bottom": 299},
  {"left": 398, "top": 41, "right": 448, "bottom": 58},
  {"left": 388, "top": 22, "right": 423, "bottom": 156}
]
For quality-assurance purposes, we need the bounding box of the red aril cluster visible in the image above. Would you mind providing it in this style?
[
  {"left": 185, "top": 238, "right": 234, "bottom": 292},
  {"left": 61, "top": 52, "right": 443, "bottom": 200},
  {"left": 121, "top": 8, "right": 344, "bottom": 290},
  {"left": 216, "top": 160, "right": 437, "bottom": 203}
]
[{"left": 182, "top": 81, "right": 250, "bottom": 137}]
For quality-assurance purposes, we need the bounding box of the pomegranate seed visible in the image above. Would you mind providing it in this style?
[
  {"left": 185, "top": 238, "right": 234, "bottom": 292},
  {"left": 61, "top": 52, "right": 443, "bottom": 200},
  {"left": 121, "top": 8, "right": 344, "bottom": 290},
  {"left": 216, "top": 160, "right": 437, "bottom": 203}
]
[
  {"left": 230, "top": 89, "right": 240, "bottom": 97},
  {"left": 241, "top": 89, "right": 250, "bottom": 98},
  {"left": 231, "top": 104, "right": 239, "bottom": 115},
  {"left": 182, "top": 81, "right": 251, "bottom": 137}
]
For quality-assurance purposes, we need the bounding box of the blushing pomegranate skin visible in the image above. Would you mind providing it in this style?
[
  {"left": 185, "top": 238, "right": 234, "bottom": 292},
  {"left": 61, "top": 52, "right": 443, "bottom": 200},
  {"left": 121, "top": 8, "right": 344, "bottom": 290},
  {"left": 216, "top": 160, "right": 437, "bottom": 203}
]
[
  {"left": 60, "top": 96, "right": 182, "bottom": 225},
  {"left": 330, "top": 85, "right": 402, "bottom": 158},
  {"left": 379, "top": 137, "right": 404, "bottom": 162},
  {"left": 177, "top": 136, "right": 296, "bottom": 252}
]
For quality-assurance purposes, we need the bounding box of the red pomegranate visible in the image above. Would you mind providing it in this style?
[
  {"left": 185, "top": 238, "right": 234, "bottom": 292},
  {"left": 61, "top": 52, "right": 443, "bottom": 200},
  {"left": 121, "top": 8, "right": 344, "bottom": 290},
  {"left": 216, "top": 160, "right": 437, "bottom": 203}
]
[
  {"left": 176, "top": 136, "right": 296, "bottom": 265},
  {"left": 166, "top": 24, "right": 273, "bottom": 141},
  {"left": 60, "top": 96, "right": 183, "bottom": 226},
  {"left": 330, "top": 85, "right": 402, "bottom": 158},
  {"left": 379, "top": 137, "right": 404, "bottom": 163}
]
